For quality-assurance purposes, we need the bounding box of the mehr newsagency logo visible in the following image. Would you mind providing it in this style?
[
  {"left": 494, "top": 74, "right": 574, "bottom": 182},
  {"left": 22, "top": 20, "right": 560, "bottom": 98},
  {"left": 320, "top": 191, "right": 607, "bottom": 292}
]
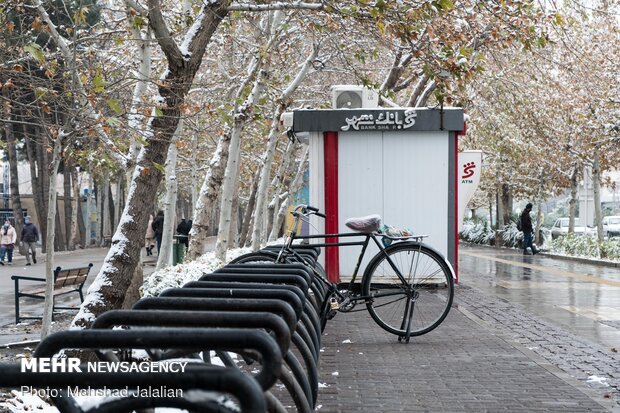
[{"left": 20, "top": 357, "right": 187, "bottom": 398}]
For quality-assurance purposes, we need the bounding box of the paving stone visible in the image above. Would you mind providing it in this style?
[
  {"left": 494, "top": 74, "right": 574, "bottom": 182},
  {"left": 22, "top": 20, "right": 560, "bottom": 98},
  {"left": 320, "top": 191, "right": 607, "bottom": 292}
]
[{"left": 315, "top": 294, "right": 609, "bottom": 412}]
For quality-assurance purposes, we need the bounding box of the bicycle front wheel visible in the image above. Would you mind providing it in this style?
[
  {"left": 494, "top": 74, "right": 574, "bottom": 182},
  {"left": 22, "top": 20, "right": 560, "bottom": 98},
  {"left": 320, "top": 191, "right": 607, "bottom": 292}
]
[{"left": 362, "top": 242, "right": 454, "bottom": 337}]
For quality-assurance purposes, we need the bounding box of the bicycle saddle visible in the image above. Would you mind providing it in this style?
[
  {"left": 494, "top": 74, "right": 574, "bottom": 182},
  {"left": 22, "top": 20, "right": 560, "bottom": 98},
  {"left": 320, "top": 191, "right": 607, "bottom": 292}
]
[{"left": 345, "top": 215, "right": 382, "bottom": 233}]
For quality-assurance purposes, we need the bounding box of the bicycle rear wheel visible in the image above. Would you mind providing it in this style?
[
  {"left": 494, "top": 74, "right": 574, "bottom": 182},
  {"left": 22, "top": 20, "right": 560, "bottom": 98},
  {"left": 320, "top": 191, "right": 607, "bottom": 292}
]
[{"left": 362, "top": 242, "right": 454, "bottom": 338}]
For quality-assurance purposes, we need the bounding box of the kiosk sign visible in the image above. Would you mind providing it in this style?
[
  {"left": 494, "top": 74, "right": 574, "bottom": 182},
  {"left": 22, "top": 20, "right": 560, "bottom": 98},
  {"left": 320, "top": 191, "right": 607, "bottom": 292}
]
[
  {"left": 458, "top": 150, "right": 483, "bottom": 232},
  {"left": 341, "top": 109, "right": 417, "bottom": 131}
]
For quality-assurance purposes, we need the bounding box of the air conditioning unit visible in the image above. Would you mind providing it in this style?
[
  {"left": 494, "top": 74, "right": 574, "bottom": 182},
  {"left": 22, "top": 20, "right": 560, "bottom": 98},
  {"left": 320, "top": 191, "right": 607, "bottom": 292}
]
[{"left": 332, "top": 85, "right": 379, "bottom": 109}]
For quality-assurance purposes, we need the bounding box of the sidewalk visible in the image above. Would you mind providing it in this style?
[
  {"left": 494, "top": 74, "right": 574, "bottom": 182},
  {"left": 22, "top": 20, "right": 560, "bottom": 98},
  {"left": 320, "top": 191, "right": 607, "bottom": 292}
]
[
  {"left": 316, "top": 284, "right": 617, "bottom": 412},
  {"left": 0, "top": 247, "right": 159, "bottom": 345}
]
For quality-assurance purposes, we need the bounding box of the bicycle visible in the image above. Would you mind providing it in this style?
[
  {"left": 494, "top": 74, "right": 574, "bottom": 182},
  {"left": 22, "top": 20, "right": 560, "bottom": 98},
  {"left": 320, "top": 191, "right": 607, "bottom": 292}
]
[{"left": 232, "top": 205, "right": 455, "bottom": 342}]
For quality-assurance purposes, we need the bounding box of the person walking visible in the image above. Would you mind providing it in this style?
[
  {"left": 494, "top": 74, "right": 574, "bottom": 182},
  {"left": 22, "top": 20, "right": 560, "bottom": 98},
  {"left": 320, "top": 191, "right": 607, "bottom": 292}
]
[
  {"left": 145, "top": 214, "right": 156, "bottom": 256},
  {"left": 151, "top": 210, "right": 164, "bottom": 255},
  {"left": 520, "top": 203, "right": 539, "bottom": 255},
  {"left": 176, "top": 218, "right": 191, "bottom": 248},
  {"left": 0, "top": 220, "right": 17, "bottom": 265},
  {"left": 21, "top": 216, "right": 40, "bottom": 265}
]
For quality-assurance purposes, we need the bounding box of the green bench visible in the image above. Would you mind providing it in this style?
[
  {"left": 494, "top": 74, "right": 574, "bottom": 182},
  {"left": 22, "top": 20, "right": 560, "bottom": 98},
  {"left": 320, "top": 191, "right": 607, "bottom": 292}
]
[{"left": 11, "top": 263, "right": 93, "bottom": 324}]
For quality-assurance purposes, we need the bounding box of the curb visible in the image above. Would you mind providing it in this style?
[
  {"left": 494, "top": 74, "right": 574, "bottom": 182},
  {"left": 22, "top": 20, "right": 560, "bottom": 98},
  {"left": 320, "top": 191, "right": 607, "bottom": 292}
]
[{"left": 460, "top": 242, "right": 620, "bottom": 269}]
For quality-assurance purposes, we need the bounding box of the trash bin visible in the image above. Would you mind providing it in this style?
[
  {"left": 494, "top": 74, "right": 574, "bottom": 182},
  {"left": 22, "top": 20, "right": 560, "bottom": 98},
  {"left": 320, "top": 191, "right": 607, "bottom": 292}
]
[{"left": 172, "top": 235, "right": 186, "bottom": 265}]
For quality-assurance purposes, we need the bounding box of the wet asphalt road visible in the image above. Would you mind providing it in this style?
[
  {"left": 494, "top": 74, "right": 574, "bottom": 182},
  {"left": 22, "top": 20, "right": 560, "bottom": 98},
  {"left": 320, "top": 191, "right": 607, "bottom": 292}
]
[{"left": 459, "top": 244, "right": 620, "bottom": 349}]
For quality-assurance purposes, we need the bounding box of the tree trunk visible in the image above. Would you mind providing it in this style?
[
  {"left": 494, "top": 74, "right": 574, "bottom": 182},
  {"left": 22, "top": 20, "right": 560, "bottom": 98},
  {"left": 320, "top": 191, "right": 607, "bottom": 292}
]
[
  {"left": 77, "top": 190, "right": 86, "bottom": 248},
  {"left": 40, "top": 128, "right": 51, "bottom": 252},
  {"left": 228, "top": 190, "right": 240, "bottom": 249},
  {"left": 239, "top": 170, "right": 260, "bottom": 247},
  {"left": 415, "top": 80, "right": 436, "bottom": 107},
  {"left": 41, "top": 136, "right": 63, "bottom": 339},
  {"left": 69, "top": 166, "right": 80, "bottom": 249},
  {"left": 5, "top": 105, "right": 25, "bottom": 254},
  {"left": 407, "top": 74, "right": 429, "bottom": 107},
  {"left": 95, "top": 178, "right": 103, "bottom": 246},
  {"left": 187, "top": 133, "right": 232, "bottom": 259},
  {"left": 114, "top": 172, "right": 124, "bottom": 229},
  {"left": 251, "top": 111, "right": 282, "bottom": 250},
  {"left": 266, "top": 141, "right": 294, "bottom": 242},
  {"left": 266, "top": 196, "right": 276, "bottom": 240},
  {"left": 535, "top": 201, "right": 543, "bottom": 246},
  {"left": 501, "top": 184, "right": 511, "bottom": 225},
  {"left": 71, "top": 0, "right": 232, "bottom": 330},
  {"left": 215, "top": 122, "right": 245, "bottom": 261},
  {"left": 54, "top": 199, "right": 65, "bottom": 252},
  {"left": 190, "top": 133, "right": 198, "bottom": 218},
  {"left": 101, "top": 174, "right": 111, "bottom": 247},
  {"left": 108, "top": 183, "right": 116, "bottom": 233},
  {"left": 121, "top": 266, "right": 144, "bottom": 309},
  {"left": 86, "top": 173, "right": 93, "bottom": 247},
  {"left": 63, "top": 163, "right": 73, "bottom": 249},
  {"left": 215, "top": 58, "right": 272, "bottom": 260},
  {"left": 157, "top": 123, "right": 181, "bottom": 270},
  {"left": 592, "top": 151, "right": 604, "bottom": 246},
  {"left": 126, "top": 26, "right": 152, "bottom": 189},
  {"left": 496, "top": 188, "right": 504, "bottom": 228},
  {"left": 568, "top": 164, "right": 579, "bottom": 234},
  {"left": 271, "top": 146, "right": 309, "bottom": 241},
  {"left": 250, "top": 43, "right": 319, "bottom": 250},
  {"left": 24, "top": 127, "right": 47, "bottom": 251}
]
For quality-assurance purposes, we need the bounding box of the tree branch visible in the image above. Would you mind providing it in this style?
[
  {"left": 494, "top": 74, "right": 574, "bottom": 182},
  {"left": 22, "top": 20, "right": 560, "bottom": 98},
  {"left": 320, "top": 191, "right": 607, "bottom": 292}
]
[
  {"left": 30, "top": 0, "right": 128, "bottom": 167},
  {"left": 186, "top": 1, "right": 234, "bottom": 69},
  {"left": 147, "top": 0, "right": 184, "bottom": 64},
  {"left": 280, "top": 42, "right": 320, "bottom": 101},
  {"left": 124, "top": 0, "right": 148, "bottom": 16},
  {"left": 229, "top": 1, "right": 323, "bottom": 11}
]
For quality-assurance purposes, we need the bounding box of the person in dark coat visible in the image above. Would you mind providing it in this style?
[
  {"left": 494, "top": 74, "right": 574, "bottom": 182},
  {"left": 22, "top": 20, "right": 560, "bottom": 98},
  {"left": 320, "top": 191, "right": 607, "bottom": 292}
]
[
  {"left": 520, "top": 203, "right": 539, "bottom": 255},
  {"left": 151, "top": 210, "right": 165, "bottom": 254},
  {"left": 176, "top": 218, "right": 192, "bottom": 248},
  {"left": 21, "top": 216, "right": 40, "bottom": 265}
]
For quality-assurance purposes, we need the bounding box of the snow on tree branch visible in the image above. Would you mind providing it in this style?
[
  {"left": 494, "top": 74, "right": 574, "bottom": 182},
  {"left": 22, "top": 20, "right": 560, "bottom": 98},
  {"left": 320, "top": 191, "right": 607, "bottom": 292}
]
[
  {"left": 229, "top": 1, "right": 324, "bottom": 12},
  {"left": 281, "top": 42, "right": 320, "bottom": 100}
]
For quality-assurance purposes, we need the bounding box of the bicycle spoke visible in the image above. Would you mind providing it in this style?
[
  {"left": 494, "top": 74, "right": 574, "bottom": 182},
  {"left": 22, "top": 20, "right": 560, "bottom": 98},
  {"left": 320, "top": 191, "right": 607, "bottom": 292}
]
[{"left": 363, "top": 243, "right": 454, "bottom": 337}]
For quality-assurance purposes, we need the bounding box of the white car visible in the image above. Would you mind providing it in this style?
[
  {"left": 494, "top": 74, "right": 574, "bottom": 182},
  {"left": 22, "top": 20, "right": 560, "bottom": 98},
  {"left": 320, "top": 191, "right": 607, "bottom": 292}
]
[
  {"left": 602, "top": 216, "right": 620, "bottom": 237},
  {"left": 550, "top": 218, "right": 590, "bottom": 240}
]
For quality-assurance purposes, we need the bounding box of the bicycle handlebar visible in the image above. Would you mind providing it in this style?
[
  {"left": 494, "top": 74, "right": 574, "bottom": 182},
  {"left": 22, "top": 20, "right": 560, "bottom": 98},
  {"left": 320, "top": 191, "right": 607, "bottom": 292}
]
[{"left": 293, "top": 205, "right": 326, "bottom": 219}]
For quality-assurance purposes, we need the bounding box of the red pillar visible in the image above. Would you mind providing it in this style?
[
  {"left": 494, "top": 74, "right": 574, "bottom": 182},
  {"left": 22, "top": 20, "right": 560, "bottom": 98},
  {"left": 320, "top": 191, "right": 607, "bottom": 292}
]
[
  {"left": 454, "top": 132, "right": 459, "bottom": 284},
  {"left": 323, "top": 132, "right": 340, "bottom": 283}
]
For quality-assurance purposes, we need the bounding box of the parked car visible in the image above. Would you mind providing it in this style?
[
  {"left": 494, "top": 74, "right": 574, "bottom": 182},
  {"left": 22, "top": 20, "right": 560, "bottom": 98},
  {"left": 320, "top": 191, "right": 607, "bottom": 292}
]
[
  {"left": 550, "top": 218, "right": 591, "bottom": 240},
  {"left": 602, "top": 216, "right": 620, "bottom": 238}
]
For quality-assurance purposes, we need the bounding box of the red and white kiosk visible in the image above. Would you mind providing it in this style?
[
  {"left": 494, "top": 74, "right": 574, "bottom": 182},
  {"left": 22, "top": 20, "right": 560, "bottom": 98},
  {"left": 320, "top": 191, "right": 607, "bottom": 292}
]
[{"left": 291, "top": 107, "right": 476, "bottom": 283}]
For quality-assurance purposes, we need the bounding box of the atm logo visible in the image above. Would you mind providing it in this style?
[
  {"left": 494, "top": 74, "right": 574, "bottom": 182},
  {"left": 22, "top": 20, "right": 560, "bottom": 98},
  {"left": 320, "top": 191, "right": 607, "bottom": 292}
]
[{"left": 461, "top": 162, "right": 476, "bottom": 183}]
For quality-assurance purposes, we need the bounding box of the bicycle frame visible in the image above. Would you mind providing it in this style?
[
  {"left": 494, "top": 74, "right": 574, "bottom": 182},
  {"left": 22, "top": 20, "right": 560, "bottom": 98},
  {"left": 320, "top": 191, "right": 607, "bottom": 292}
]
[{"left": 278, "top": 212, "right": 424, "bottom": 302}]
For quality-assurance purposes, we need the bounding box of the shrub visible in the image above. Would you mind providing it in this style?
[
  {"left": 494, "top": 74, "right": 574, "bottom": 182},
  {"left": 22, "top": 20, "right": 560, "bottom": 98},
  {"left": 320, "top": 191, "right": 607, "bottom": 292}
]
[
  {"left": 550, "top": 235, "right": 620, "bottom": 260},
  {"left": 460, "top": 218, "right": 495, "bottom": 245}
]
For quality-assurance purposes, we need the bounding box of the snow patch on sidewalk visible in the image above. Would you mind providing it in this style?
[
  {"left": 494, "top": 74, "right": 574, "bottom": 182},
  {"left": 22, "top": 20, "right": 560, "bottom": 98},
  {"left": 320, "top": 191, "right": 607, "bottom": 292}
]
[{"left": 586, "top": 375, "right": 610, "bottom": 387}]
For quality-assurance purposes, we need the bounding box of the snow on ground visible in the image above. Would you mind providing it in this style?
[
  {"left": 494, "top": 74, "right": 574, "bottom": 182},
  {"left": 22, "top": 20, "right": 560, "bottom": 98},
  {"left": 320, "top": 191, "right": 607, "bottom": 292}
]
[
  {"left": 1, "top": 391, "right": 59, "bottom": 413},
  {"left": 586, "top": 375, "right": 610, "bottom": 387},
  {"left": 141, "top": 246, "right": 252, "bottom": 297}
]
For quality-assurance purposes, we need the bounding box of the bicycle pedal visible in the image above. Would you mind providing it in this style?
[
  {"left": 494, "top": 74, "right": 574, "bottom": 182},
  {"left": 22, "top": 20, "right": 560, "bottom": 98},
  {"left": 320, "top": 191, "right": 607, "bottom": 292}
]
[{"left": 329, "top": 297, "right": 340, "bottom": 310}]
